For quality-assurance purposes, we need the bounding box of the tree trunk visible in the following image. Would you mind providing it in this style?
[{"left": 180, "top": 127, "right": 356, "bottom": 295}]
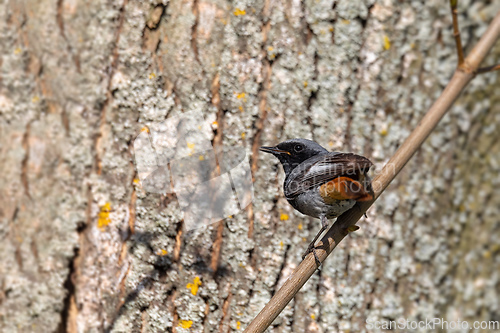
[{"left": 1, "top": 0, "right": 499, "bottom": 332}]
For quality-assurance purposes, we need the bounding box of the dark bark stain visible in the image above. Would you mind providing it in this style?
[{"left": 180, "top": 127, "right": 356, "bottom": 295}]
[
  {"left": 171, "top": 289, "right": 178, "bottom": 333},
  {"left": 306, "top": 51, "right": 319, "bottom": 142},
  {"left": 58, "top": 185, "right": 93, "bottom": 332},
  {"left": 302, "top": 0, "right": 315, "bottom": 46},
  {"left": 173, "top": 220, "right": 184, "bottom": 262},
  {"left": 95, "top": 0, "right": 129, "bottom": 175},
  {"left": 271, "top": 244, "right": 290, "bottom": 297},
  {"left": 56, "top": 0, "right": 65, "bottom": 40},
  {"left": 57, "top": 0, "right": 81, "bottom": 72},
  {"left": 21, "top": 122, "right": 31, "bottom": 199},
  {"left": 248, "top": 18, "right": 272, "bottom": 239},
  {"left": 56, "top": 247, "right": 79, "bottom": 333},
  {"left": 343, "top": 11, "right": 373, "bottom": 151},
  {"left": 117, "top": 171, "right": 137, "bottom": 266},
  {"left": 61, "top": 105, "right": 70, "bottom": 136},
  {"left": 210, "top": 73, "right": 226, "bottom": 274},
  {"left": 210, "top": 220, "right": 225, "bottom": 273},
  {"left": 142, "top": 4, "right": 165, "bottom": 52},
  {"left": 191, "top": 0, "right": 200, "bottom": 64},
  {"left": 343, "top": 101, "right": 354, "bottom": 151},
  {"left": 30, "top": 239, "right": 40, "bottom": 275},
  {"left": 14, "top": 242, "right": 23, "bottom": 271},
  {"left": 218, "top": 292, "right": 232, "bottom": 332}
]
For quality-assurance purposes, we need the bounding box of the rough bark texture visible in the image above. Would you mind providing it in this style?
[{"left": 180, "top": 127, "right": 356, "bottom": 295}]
[{"left": 1, "top": 0, "right": 499, "bottom": 332}]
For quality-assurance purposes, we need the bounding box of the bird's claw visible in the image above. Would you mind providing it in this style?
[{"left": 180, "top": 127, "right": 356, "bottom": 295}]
[{"left": 302, "top": 244, "right": 322, "bottom": 268}]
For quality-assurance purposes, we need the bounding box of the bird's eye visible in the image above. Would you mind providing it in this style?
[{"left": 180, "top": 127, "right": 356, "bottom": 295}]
[{"left": 294, "top": 144, "right": 303, "bottom": 152}]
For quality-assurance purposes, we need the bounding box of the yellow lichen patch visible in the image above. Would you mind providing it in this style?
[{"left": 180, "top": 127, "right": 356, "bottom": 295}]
[
  {"left": 380, "top": 128, "right": 388, "bottom": 136},
  {"left": 236, "top": 92, "right": 246, "bottom": 100},
  {"left": 133, "top": 178, "right": 140, "bottom": 184},
  {"left": 32, "top": 95, "right": 39, "bottom": 103},
  {"left": 298, "top": 223, "right": 303, "bottom": 230},
  {"left": 328, "top": 141, "right": 334, "bottom": 147},
  {"left": 199, "top": 155, "right": 204, "bottom": 161},
  {"left": 302, "top": 237, "right": 306, "bottom": 242},
  {"left": 383, "top": 35, "right": 391, "bottom": 50},
  {"left": 157, "top": 249, "right": 168, "bottom": 256},
  {"left": 187, "top": 276, "right": 202, "bottom": 296},
  {"left": 280, "top": 241, "right": 284, "bottom": 249},
  {"left": 14, "top": 47, "right": 22, "bottom": 55},
  {"left": 303, "top": 81, "right": 308, "bottom": 88},
  {"left": 212, "top": 121, "right": 218, "bottom": 126},
  {"left": 187, "top": 142, "right": 195, "bottom": 154},
  {"left": 149, "top": 72, "right": 156, "bottom": 79},
  {"left": 347, "top": 225, "right": 360, "bottom": 233},
  {"left": 241, "top": 132, "right": 246, "bottom": 139},
  {"left": 239, "top": 106, "right": 244, "bottom": 112},
  {"left": 329, "top": 26, "right": 334, "bottom": 32},
  {"left": 228, "top": 215, "right": 233, "bottom": 218},
  {"left": 311, "top": 313, "right": 316, "bottom": 320},
  {"left": 280, "top": 213, "right": 289, "bottom": 221},
  {"left": 341, "top": 19, "right": 350, "bottom": 24},
  {"left": 268, "top": 46, "right": 274, "bottom": 52},
  {"left": 234, "top": 8, "right": 246, "bottom": 16},
  {"left": 179, "top": 320, "right": 193, "bottom": 329},
  {"left": 98, "top": 202, "right": 112, "bottom": 229},
  {"left": 140, "top": 126, "right": 150, "bottom": 133},
  {"left": 237, "top": 321, "right": 241, "bottom": 329}
]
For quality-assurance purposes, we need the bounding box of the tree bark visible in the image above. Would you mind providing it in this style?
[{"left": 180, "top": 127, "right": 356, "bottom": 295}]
[{"left": 0, "top": 0, "right": 499, "bottom": 332}]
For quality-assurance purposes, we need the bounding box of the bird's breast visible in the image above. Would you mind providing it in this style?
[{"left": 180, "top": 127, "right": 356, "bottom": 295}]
[{"left": 288, "top": 187, "right": 355, "bottom": 219}]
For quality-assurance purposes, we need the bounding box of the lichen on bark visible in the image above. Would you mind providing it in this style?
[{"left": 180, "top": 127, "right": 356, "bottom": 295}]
[{"left": 0, "top": 0, "right": 499, "bottom": 332}]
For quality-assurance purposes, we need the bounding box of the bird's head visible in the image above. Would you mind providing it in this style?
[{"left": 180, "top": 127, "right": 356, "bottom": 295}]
[{"left": 260, "top": 138, "right": 328, "bottom": 175}]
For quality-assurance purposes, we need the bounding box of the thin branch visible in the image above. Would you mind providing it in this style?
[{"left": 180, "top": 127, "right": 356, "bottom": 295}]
[
  {"left": 450, "top": 0, "right": 465, "bottom": 67},
  {"left": 243, "top": 10, "right": 500, "bottom": 333},
  {"left": 477, "top": 63, "right": 500, "bottom": 74}
]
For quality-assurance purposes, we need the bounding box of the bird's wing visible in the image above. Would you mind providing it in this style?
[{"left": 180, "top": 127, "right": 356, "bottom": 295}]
[{"left": 284, "top": 153, "right": 373, "bottom": 199}]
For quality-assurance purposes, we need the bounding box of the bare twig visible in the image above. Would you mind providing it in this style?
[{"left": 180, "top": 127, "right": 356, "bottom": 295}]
[
  {"left": 477, "top": 63, "right": 500, "bottom": 74},
  {"left": 450, "top": 0, "right": 500, "bottom": 74},
  {"left": 450, "top": 0, "right": 465, "bottom": 67},
  {"left": 243, "top": 10, "right": 500, "bottom": 333}
]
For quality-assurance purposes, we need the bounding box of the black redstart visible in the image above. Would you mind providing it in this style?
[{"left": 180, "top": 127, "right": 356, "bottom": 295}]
[{"left": 260, "top": 138, "right": 373, "bottom": 265}]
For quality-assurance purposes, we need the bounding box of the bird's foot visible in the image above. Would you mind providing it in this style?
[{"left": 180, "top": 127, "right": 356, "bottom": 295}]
[{"left": 302, "top": 243, "right": 322, "bottom": 268}]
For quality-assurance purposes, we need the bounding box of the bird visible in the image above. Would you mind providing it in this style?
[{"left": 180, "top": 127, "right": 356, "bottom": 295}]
[{"left": 260, "top": 138, "right": 373, "bottom": 265}]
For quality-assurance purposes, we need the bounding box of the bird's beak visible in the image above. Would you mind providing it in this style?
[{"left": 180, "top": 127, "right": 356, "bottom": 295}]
[{"left": 259, "top": 146, "right": 291, "bottom": 155}]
